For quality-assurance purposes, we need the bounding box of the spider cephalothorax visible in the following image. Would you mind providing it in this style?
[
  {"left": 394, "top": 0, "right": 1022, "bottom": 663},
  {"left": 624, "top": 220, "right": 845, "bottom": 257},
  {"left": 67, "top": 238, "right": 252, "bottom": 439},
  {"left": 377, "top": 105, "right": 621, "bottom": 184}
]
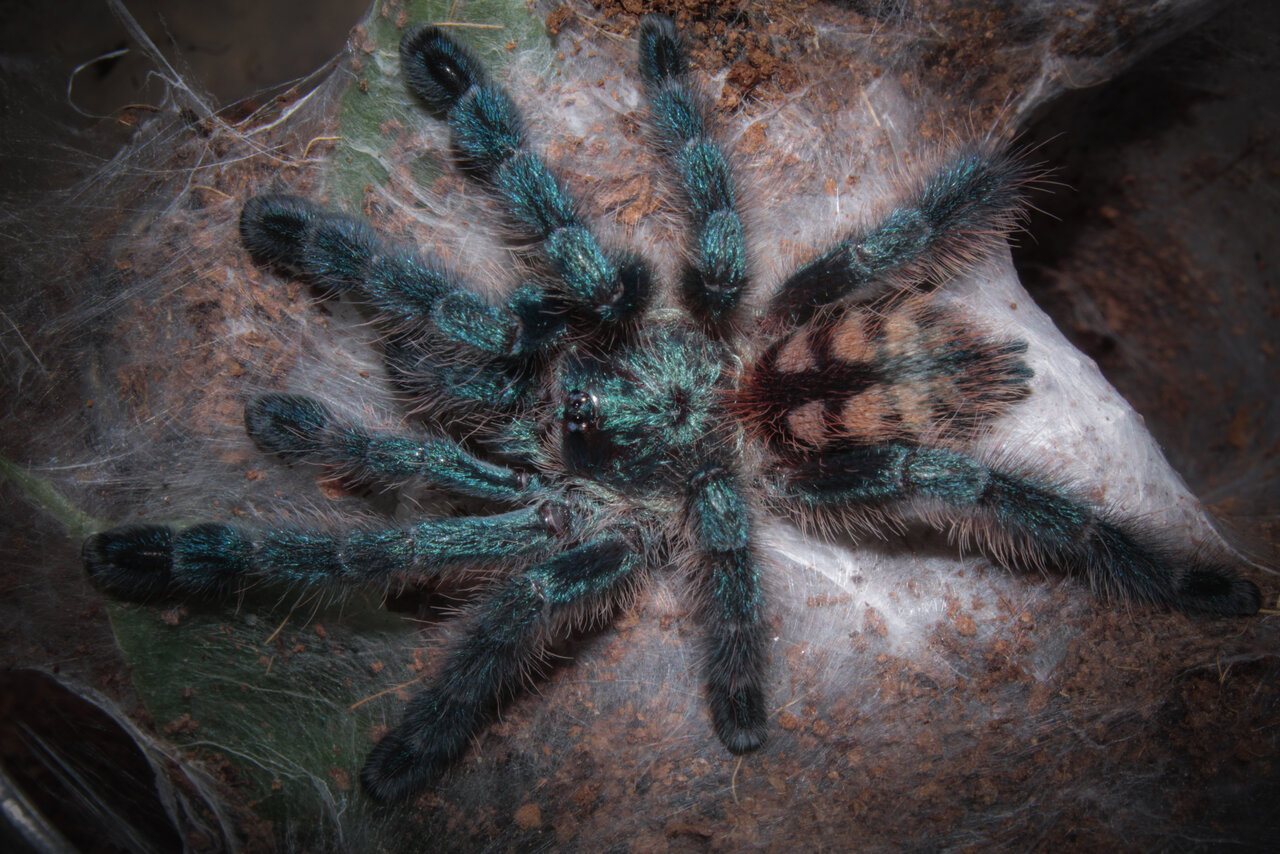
[{"left": 82, "top": 15, "right": 1260, "bottom": 803}]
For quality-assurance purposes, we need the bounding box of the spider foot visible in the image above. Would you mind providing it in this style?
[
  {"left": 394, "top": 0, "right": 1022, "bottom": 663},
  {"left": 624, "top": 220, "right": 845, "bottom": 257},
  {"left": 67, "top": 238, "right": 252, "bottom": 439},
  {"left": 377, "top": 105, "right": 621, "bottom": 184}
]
[
  {"left": 82, "top": 524, "right": 175, "bottom": 600},
  {"left": 710, "top": 683, "right": 769, "bottom": 755},
  {"left": 83, "top": 522, "right": 250, "bottom": 599},
  {"left": 360, "top": 725, "right": 454, "bottom": 804},
  {"left": 706, "top": 617, "right": 769, "bottom": 755},
  {"left": 1174, "top": 566, "right": 1262, "bottom": 616}
]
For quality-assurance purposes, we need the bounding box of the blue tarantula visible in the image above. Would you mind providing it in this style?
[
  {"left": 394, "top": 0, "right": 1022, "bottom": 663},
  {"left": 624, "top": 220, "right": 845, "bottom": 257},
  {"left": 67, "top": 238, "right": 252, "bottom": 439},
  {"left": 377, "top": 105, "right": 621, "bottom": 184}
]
[{"left": 82, "top": 16, "right": 1260, "bottom": 803}]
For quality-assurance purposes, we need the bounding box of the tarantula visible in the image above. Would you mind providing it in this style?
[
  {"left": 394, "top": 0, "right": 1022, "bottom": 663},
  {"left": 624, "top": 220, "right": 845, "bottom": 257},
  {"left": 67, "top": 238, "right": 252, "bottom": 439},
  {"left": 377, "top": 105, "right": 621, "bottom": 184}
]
[{"left": 82, "top": 16, "right": 1261, "bottom": 803}]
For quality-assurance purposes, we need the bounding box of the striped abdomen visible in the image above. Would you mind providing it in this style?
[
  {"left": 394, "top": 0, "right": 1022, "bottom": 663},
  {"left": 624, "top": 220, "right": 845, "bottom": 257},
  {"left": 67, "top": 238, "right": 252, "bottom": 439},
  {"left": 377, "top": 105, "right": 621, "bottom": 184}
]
[{"left": 736, "top": 299, "right": 1032, "bottom": 452}]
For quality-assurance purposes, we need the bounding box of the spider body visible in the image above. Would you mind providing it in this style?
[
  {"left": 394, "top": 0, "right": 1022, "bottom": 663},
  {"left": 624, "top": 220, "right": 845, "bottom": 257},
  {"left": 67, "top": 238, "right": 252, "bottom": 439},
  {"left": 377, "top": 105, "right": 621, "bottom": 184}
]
[{"left": 82, "top": 16, "right": 1260, "bottom": 804}]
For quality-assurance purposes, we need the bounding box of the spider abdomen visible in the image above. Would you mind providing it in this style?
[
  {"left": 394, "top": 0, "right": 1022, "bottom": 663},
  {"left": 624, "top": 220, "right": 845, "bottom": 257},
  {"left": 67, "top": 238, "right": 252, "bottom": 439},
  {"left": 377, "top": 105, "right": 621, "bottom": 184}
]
[{"left": 736, "top": 298, "right": 1032, "bottom": 451}]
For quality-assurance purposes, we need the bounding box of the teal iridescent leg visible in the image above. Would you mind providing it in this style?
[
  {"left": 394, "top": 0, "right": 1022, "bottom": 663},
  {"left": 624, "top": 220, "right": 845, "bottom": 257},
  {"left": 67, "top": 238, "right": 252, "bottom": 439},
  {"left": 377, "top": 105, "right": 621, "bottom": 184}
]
[
  {"left": 786, "top": 444, "right": 1262, "bottom": 616},
  {"left": 399, "top": 25, "right": 652, "bottom": 329},
  {"left": 384, "top": 279, "right": 564, "bottom": 411},
  {"left": 82, "top": 507, "right": 557, "bottom": 600},
  {"left": 638, "top": 16, "right": 748, "bottom": 328},
  {"left": 240, "top": 194, "right": 458, "bottom": 328},
  {"left": 383, "top": 338, "right": 537, "bottom": 413},
  {"left": 688, "top": 464, "right": 768, "bottom": 753},
  {"left": 768, "top": 150, "right": 1027, "bottom": 326},
  {"left": 430, "top": 281, "right": 563, "bottom": 361},
  {"left": 241, "top": 192, "right": 559, "bottom": 411},
  {"left": 240, "top": 195, "right": 562, "bottom": 363},
  {"left": 360, "top": 538, "right": 635, "bottom": 802},
  {"left": 244, "top": 393, "right": 536, "bottom": 501}
]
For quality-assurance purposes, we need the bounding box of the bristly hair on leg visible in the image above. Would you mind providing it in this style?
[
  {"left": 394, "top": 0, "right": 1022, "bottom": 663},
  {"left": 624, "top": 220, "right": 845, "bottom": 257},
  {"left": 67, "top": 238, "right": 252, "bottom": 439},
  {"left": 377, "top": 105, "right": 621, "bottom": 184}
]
[
  {"left": 638, "top": 14, "right": 751, "bottom": 334},
  {"left": 782, "top": 444, "right": 1262, "bottom": 616},
  {"left": 767, "top": 145, "right": 1036, "bottom": 327},
  {"left": 399, "top": 24, "right": 655, "bottom": 333}
]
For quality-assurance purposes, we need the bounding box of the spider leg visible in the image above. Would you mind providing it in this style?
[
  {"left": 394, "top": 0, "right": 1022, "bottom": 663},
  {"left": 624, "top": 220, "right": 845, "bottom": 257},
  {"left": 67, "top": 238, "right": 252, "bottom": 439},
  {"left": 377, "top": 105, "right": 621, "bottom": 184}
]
[
  {"left": 241, "top": 194, "right": 457, "bottom": 331},
  {"left": 638, "top": 15, "right": 748, "bottom": 330},
  {"left": 360, "top": 537, "right": 636, "bottom": 802},
  {"left": 785, "top": 443, "right": 1261, "bottom": 615},
  {"left": 240, "top": 194, "right": 561, "bottom": 358},
  {"left": 243, "top": 392, "right": 536, "bottom": 501},
  {"left": 768, "top": 149, "right": 1028, "bottom": 326},
  {"left": 240, "top": 194, "right": 559, "bottom": 412},
  {"left": 427, "top": 280, "right": 562, "bottom": 361},
  {"left": 82, "top": 505, "right": 558, "bottom": 600},
  {"left": 399, "top": 25, "right": 653, "bottom": 330},
  {"left": 688, "top": 464, "right": 768, "bottom": 753}
]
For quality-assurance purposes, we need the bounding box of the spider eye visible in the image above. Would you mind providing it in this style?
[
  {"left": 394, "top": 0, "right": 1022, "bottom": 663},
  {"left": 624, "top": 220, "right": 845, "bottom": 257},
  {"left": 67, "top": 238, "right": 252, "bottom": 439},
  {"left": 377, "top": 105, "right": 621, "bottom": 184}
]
[
  {"left": 563, "top": 390, "right": 598, "bottom": 432},
  {"left": 561, "top": 389, "right": 611, "bottom": 475}
]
